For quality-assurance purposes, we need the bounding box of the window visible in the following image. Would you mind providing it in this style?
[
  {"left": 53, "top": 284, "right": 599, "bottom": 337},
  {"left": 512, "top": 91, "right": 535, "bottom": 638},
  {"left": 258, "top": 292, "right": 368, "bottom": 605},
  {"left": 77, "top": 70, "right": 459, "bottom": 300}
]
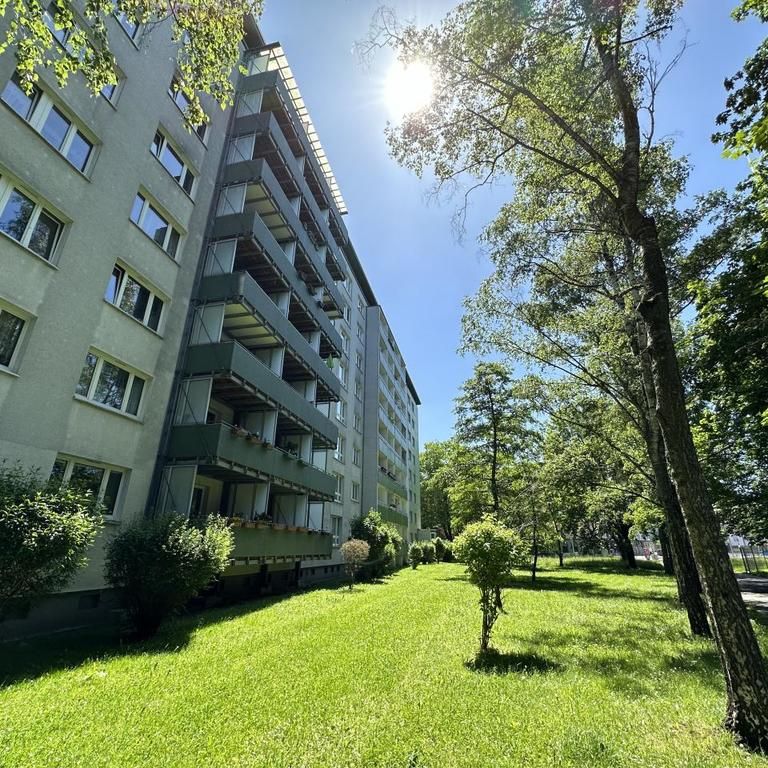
[
  {"left": 354, "top": 377, "right": 363, "bottom": 400},
  {"left": 336, "top": 399, "right": 347, "bottom": 424},
  {"left": 168, "top": 75, "right": 208, "bottom": 141},
  {"left": 43, "top": 1, "right": 73, "bottom": 48},
  {"left": 357, "top": 323, "right": 364, "bottom": 340},
  {"left": 0, "top": 182, "right": 62, "bottom": 261},
  {"left": 351, "top": 482, "right": 360, "bottom": 502},
  {"left": 1, "top": 72, "right": 41, "bottom": 120},
  {"left": 151, "top": 130, "right": 196, "bottom": 195},
  {"left": 105, "top": 264, "right": 164, "bottom": 331},
  {"left": 1, "top": 72, "right": 94, "bottom": 172},
  {"left": 334, "top": 474, "right": 344, "bottom": 503},
  {"left": 334, "top": 436, "right": 345, "bottom": 462},
  {"left": 355, "top": 351, "right": 363, "bottom": 370},
  {"left": 0, "top": 307, "right": 25, "bottom": 369},
  {"left": 101, "top": 80, "right": 119, "bottom": 103},
  {"left": 331, "top": 515, "right": 342, "bottom": 547},
  {"left": 50, "top": 456, "right": 125, "bottom": 516},
  {"left": 338, "top": 361, "right": 348, "bottom": 387},
  {"left": 353, "top": 410, "right": 362, "bottom": 432},
  {"left": 358, "top": 297, "right": 365, "bottom": 315},
  {"left": 340, "top": 329, "right": 350, "bottom": 354},
  {"left": 76, "top": 351, "right": 146, "bottom": 416},
  {"left": 352, "top": 445, "right": 361, "bottom": 467},
  {"left": 343, "top": 304, "right": 351, "bottom": 323},
  {"left": 130, "top": 193, "right": 181, "bottom": 257},
  {"left": 115, "top": 10, "right": 140, "bottom": 39}
]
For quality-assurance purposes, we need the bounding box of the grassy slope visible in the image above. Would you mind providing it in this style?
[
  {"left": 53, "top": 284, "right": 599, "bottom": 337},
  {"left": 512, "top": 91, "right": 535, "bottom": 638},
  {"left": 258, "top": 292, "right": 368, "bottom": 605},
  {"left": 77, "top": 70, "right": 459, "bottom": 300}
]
[{"left": 1, "top": 559, "right": 767, "bottom": 768}]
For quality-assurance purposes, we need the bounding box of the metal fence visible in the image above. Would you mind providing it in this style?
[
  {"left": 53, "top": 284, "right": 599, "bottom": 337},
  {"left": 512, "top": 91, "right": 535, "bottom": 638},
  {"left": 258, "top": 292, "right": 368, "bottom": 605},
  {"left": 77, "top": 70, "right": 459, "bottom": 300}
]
[{"left": 739, "top": 546, "right": 768, "bottom": 574}]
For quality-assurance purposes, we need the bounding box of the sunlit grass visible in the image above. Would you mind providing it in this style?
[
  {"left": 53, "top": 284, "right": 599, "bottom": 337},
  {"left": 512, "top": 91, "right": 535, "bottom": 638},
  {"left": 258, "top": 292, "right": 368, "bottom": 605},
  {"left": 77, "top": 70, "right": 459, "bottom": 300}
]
[{"left": 1, "top": 558, "right": 766, "bottom": 768}]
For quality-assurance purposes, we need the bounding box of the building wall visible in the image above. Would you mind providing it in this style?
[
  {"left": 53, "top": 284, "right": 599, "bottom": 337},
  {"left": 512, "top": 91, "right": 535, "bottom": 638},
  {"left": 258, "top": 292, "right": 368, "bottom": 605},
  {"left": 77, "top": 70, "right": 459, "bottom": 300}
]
[{"left": 0, "top": 17, "right": 229, "bottom": 594}]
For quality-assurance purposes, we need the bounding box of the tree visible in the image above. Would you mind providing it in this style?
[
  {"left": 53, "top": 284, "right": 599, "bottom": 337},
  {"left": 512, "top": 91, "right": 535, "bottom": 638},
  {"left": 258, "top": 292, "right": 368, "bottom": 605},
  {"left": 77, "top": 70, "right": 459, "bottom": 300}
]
[
  {"left": 105, "top": 514, "right": 233, "bottom": 639},
  {"left": 374, "top": 1, "right": 767, "bottom": 744},
  {"left": 0, "top": 463, "right": 102, "bottom": 617},
  {"left": 408, "top": 541, "right": 423, "bottom": 569},
  {"left": 419, "top": 441, "right": 455, "bottom": 538},
  {"left": 341, "top": 539, "right": 370, "bottom": 589},
  {"left": 454, "top": 516, "right": 526, "bottom": 654},
  {"left": 0, "top": 0, "right": 261, "bottom": 126},
  {"left": 455, "top": 362, "right": 535, "bottom": 518}
]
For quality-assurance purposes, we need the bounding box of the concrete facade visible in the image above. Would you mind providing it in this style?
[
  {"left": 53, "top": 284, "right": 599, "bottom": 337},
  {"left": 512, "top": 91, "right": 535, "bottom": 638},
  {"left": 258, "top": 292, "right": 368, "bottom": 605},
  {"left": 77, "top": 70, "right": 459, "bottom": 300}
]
[{"left": 0, "top": 16, "right": 421, "bottom": 626}]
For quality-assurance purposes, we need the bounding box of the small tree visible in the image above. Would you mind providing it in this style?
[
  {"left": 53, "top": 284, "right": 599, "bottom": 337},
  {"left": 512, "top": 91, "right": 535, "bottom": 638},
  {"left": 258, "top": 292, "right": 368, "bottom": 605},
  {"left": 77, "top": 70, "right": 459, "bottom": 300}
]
[
  {"left": 454, "top": 517, "right": 525, "bottom": 654},
  {"left": 408, "top": 541, "right": 423, "bottom": 569},
  {"left": 341, "top": 539, "right": 370, "bottom": 588},
  {"left": 0, "top": 463, "right": 102, "bottom": 618},
  {"left": 421, "top": 540, "right": 436, "bottom": 564},
  {"left": 350, "top": 510, "right": 402, "bottom": 577},
  {"left": 433, "top": 537, "right": 447, "bottom": 562},
  {"left": 105, "top": 514, "right": 233, "bottom": 639}
]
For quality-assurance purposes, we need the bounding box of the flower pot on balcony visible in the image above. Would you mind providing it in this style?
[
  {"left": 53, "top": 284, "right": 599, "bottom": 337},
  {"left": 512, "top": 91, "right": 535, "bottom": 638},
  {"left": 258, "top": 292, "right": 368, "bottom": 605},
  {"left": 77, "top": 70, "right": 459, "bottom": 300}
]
[
  {"left": 255, "top": 520, "right": 271, "bottom": 529},
  {"left": 228, "top": 517, "right": 243, "bottom": 527},
  {"left": 231, "top": 426, "right": 247, "bottom": 438}
]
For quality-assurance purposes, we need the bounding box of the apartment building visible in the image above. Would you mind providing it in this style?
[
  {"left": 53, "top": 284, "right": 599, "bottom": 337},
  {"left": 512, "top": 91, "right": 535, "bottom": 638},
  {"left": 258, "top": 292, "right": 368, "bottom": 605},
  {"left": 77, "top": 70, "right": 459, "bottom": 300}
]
[{"left": 0, "top": 12, "right": 421, "bottom": 624}]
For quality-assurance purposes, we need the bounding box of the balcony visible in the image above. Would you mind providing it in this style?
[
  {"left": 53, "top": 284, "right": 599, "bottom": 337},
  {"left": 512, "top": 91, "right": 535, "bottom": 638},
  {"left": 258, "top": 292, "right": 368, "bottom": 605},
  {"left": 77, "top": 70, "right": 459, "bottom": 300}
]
[
  {"left": 198, "top": 271, "right": 341, "bottom": 402},
  {"left": 227, "top": 522, "right": 332, "bottom": 568},
  {"left": 185, "top": 341, "right": 338, "bottom": 448},
  {"left": 378, "top": 505, "right": 408, "bottom": 528},
  {"left": 167, "top": 422, "right": 337, "bottom": 500},
  {"left": 377, "top": 467, "right": 407, "bottom": 499}
]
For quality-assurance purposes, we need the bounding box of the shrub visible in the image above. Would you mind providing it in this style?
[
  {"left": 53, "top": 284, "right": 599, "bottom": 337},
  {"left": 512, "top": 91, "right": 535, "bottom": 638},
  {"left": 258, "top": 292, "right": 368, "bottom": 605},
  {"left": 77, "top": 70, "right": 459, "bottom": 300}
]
[
  {"left": 421, "top": 540, "right": 436, "bottom": 564},
  {"left": 434, "top": 537, "right": 446, "bottom": 562},
  {"left": 105, "top": 514, "right": 233, "bottom": 639},
  {"left": 454, "top": 517, "right": 526, "bottom": 653},
  {"left": 0, "top": 463, "right": 102, "bottom": 618},
  {"left": 442, "top": 540, "right": 454, "bottom": 562},
  {"left": 408, "top": 541, "right": 423, "bottom": 569},
  {"left": 350, "top": 510, "right": 402, "bottom": 577},
  {"left": 341, "top": 539, "right": 370, "bottom": 588}
]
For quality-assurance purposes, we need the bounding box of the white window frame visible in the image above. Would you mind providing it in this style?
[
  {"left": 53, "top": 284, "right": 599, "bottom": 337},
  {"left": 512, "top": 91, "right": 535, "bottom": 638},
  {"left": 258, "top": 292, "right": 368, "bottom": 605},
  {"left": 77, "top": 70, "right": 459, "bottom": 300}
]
[
  {"left": 334, "top": 474, "right": 344, "bottom": 503},
  {"left": 168, "top": 74, "right": 209, "bottom": 143},
  {"left": 334, "top": 435, "right": 345, "bottom": 462},
  {"left": 1, "top": 74, "right": 95, "bottom": 173},
  {"left": 331, "top": 515, "right": 342, "bottom": 547},
  {"left": 105, "top": 263, "right": 166, "bottom": 333},
  {"left": 354, "top": 377, "right": 363, "bottom": 400},
  {"left": 355, "top": 351, "right": 363, "bottom": 370},
  {"left": 352, "top": 445, "right": 361, "bottom": 467},
  {"left": 51, "top": 455, "right": 126, "bottom": 517},
  {"left": 338, "top": 361, "right": 348, "bottom": 387},
  {"left": 115, "top": 10, "right": 141, "bottom": 40},
  {"left": 357, "top": 323, "right": 364, "bottom": 340},
  {"left": 351, "top": 481, "right": 360, "bottom": 502},
  {"left": 341, "top": 329, "right": 350, "bottom": 354},
  {"left": 353, "top": 410, "right": 362, "bottom": 433},
  {"left": 0, "top": 178, "right": 63, "bottom": 262},
  {"left": 151, "top": 128, "right": 197, "bottom": 197},
  {"left": 76, "top": 350, "right": 147, "bottom": 417},
  {"left": 336, "top": 398, "right": 347, "bottom": 424},
  {"left": 130, "top": 192, "right": 182, "bottom": 258}
]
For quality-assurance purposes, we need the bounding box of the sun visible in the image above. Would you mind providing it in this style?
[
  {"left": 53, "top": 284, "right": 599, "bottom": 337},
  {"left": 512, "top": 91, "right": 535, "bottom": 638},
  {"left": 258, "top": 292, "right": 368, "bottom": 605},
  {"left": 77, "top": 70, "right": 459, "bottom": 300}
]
[{"left": 384, "top": 60, "right": 434, "bottom": 118}]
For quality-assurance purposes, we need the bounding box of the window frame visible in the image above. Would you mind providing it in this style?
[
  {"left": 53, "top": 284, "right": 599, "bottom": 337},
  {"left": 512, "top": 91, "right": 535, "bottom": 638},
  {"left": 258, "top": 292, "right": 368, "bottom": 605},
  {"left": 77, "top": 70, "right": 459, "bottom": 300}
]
[
  {"left": 105, "top": 263, "right": 166, "bottom": 333},
  {"left": 114, "top": 10, "right": 141, "bottom": 41},
  {"left": 150, "top": 128, "right": 197, "bottom": 197},
  {"left": 1, "top": 73, "right": 95, "bottom": 174},
  {"left": 0, "top": 303, "right": 28, "bottom": 372},
  {"left": 129, "top": 192, "right": 182, "bottom": 258},
  {"left": 336, "top": 398, "right": 347, "bottom": 424},
  {"left": 51, "top": 455, "right": 126, "bottom": 517},
  {"left": 334, "top": 435, "right": 345, "bottom": 462},
  {"left": 351, "top": 481, "right": 360, "bottom": 502},
  {"left": 168, "top": 74, "right": 209, "bottom": 144},
  {"left": 0, "top": 179, "right": 64, "bottom": 262},
  {"left": 75, "top": 350, "right": 148, "bottom": 417}
]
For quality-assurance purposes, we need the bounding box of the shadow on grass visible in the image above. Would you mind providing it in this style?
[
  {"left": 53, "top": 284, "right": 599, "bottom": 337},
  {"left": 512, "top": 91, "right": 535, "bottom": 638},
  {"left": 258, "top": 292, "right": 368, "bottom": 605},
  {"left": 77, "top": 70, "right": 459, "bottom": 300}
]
[
  {"left": 465, "top": 648, "right": 561, "bottom": 675},
  {"left": 0, "top": 579, "right": 354, "bottom": 689}
]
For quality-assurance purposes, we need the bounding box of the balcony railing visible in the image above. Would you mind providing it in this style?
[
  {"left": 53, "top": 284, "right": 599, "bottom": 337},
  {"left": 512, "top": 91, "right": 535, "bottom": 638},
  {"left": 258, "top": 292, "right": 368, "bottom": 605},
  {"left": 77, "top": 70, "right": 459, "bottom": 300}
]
[
  {"left": 228, "top": 521, "right": 332, "bottom": 566},
  {"left": 185, "top": 341, "right": 338, "bottom": 448},
  {"left": 167, "top": 422, "right": 337, "bottom": 499}
]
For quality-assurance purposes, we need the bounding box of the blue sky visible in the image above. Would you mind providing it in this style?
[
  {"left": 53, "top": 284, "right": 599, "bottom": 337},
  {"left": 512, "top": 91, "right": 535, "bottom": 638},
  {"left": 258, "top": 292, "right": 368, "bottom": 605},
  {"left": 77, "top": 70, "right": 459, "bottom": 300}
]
[{"left": 260, "top": 1, "right": 764, "bottom": 448}]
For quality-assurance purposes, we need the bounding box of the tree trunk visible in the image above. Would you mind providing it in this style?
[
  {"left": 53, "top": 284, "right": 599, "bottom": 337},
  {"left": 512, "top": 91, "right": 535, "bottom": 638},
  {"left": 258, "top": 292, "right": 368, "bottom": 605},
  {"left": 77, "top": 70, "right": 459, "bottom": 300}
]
[
  {"left": 531, "top": 520, "right": 538, "bottom": 583},
  {"left": 616, "top": 522, "right": 637, "bottom": 568},
  {"left": 632, "top": 212, "right": 768, "bottom": 750},
  {"left": 635, "top": 315, "right": 711, "bottom": 636},
  {"left": 658, "top": 523, "right": 673, "bottom": 574},
  {"left": 558, "top": 537, "right": 564, "bottom": 567}
]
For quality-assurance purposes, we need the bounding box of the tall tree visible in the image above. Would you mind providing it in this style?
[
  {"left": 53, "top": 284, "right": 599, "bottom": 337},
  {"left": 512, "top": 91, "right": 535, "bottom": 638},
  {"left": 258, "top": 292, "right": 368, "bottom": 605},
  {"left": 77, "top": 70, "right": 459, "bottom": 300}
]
[
  {"left": 454, "top": 362, "right": 534, "bottom": 518},
  {"left": 420, "top": 440, "right": 456, "bottom": 539},
  {"left": 375, "top": 0, "right": 767, "bottom": 746},
  {"left": 0, "top": 0, "right": 260, "bottom": 125}
]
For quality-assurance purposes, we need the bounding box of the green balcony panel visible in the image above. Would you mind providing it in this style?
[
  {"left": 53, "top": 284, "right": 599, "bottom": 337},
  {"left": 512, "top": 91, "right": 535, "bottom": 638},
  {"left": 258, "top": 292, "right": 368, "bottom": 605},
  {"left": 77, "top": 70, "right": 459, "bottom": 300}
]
[
  {"left": 378, "top": 505, "right": 408, "bottom": 528},
  {"left": 377, "top": 469, "right": 408, "bottom": 500},
  {"left": 230, "top": 524, "right": 332, "bottom": 563},
  {"left": 198, "top": 271, "right": 341, "bottom": 401},
  {"left": 185, "top": 342, "right": 338, "bottom": 448},
  {"left": 167, "top": 423, "right": 336, "bottom": 499}
]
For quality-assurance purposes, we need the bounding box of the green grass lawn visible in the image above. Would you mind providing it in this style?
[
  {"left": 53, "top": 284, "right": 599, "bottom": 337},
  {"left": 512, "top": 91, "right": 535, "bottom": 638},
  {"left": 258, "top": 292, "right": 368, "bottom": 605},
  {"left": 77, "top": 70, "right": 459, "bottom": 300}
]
[{"left": 1, "top": 559, "right": 767, "bottom": 768}]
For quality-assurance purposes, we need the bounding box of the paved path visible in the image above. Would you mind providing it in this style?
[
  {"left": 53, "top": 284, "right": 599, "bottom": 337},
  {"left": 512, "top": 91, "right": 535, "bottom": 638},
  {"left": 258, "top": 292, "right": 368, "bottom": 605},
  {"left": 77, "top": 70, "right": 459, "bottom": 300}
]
[{"left": 737, "top": 573, "right": 768, "bottom": 616}]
